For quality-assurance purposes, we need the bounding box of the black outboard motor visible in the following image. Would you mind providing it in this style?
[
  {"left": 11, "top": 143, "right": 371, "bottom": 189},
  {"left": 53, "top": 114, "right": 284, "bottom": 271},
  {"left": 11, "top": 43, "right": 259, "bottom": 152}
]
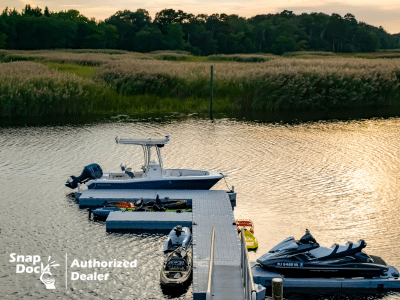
[
  {"left": 153, "top": 194, "right": 165, "bottom": 211},
  {"left": 65, "top": 164, "right": 103, "bottom": 189}
]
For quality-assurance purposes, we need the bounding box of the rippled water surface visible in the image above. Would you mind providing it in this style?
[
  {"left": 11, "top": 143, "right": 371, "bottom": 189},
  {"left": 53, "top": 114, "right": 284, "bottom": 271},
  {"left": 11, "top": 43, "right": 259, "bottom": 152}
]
[{"left": 1, "top": 116, "right": 400, "bottom": 300}]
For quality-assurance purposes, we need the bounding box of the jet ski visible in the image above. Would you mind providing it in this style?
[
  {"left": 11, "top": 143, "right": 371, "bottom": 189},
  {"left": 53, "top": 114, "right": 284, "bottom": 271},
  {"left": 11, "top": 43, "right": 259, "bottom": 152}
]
[
  {"left": 256, "top": 229, "right": 389, "bottom": 278},
  {"left": 163, "top": 225, "right": 192, "bottom": 253}
]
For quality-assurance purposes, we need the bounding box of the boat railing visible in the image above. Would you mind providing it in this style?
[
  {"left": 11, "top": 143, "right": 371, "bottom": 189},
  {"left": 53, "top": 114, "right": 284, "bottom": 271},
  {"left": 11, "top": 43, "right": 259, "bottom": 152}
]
[
  {"left": 167, "top": 169, "right": 210, "bottom": 177},
  {"left": 115, "top": 135, "right": 169, "bottom": 146},
  {"left": 241, "top": 230, "right": 257, "bottom": 300},
  {"left": 206, "top": 227, "right": 215, "bottom": 300}
]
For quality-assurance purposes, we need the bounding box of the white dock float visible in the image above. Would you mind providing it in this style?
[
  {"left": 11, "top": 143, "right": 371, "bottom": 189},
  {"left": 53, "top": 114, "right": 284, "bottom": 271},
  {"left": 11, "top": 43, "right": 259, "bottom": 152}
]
[{"left": 251, "top": 263, "right": 400, "bottom": 290}]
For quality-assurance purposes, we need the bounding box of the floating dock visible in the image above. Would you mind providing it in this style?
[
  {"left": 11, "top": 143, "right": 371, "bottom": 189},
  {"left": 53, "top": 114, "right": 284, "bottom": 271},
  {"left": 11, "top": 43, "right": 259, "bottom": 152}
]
[
  {"left": 251, "top": 263, "right": 400, "bottom": 290},
  {"left": 78, "top": 187, "right": 400, "bottom": 298},
  {"left": 106, "top": 211, "right": 193, "bottom": 230},
  {"left": 78, "top": 189, "right": 193, "bottom": 207},
  {"left": 79, "top": 188, "right": 264, "bottom": 300}
]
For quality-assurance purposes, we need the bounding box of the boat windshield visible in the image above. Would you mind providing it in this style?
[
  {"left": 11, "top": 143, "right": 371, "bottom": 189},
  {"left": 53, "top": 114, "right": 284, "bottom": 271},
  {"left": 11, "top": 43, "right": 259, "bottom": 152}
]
[{"left": 142, "top": 145, "right": 163, "bottom": 171}]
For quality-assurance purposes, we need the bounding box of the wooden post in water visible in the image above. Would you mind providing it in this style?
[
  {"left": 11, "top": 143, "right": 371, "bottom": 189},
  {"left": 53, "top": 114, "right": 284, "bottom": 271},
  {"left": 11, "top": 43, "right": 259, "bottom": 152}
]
[
  {"left": 272, "top": 278, "right": 283, "bottom": 300},
  {"left": 210, "top": 65, "right": 214, "bottom": 119}
]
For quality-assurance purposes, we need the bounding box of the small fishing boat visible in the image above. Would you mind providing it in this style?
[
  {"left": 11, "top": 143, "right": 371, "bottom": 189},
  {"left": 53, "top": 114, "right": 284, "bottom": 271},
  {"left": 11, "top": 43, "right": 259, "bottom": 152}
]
[
  {"left": 160, "top": 246, "right": 192, "bottom": 287},
  {"left": 237, "top": 219, "right": 258, "bottom": 250},
  {"left": 161, "top": 226, "right": 193, "bottom": 287},
  {"left": 65, "top": 136, "right": 226, "bottom": 191}
]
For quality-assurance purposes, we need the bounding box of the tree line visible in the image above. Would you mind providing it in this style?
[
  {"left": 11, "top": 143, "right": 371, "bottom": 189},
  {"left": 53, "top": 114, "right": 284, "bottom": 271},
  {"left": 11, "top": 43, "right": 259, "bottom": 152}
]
[{"left": 0, "top": 5, "right": 399, "bottom": 55}]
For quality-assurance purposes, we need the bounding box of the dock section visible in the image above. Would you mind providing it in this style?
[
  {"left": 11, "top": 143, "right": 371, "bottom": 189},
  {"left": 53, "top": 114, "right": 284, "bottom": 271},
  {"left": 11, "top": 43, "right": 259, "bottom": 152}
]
[
  {"left": 78, "top": 189, "right": 193, "bottom": 207},
  {"left": 82, "top": 189, "right": 245, "bottom": 299},
  {"left": 106, "top": 211, "right": 193, "bottom": 230},
  {"left": 191, "top": 191, "right": 244, "bottom": 300},
  {"left": 252, "top": 263, "right": 400, "bottom": 290}
]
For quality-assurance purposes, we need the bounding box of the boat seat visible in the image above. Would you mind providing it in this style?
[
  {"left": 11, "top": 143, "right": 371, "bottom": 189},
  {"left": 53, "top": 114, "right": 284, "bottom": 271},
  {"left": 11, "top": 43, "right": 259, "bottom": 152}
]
[
  {"left": 166, "top": 257, "right": 187, "bottom": 271},
  {"left": 125, "top": 170, "right": 134, "bottom": 178},
  {"left": 309, "top": 246, "right": 334, "bottom": 258},
  {"left": 309, "top": 240, "right": 366, "bottom": 259},
  {"left": 110, "top": 173, "right": 130, "bottom": 179}
]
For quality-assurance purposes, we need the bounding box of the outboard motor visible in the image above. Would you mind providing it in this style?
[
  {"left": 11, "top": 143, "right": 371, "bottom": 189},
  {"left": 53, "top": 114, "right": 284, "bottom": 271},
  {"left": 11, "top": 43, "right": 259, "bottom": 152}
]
[
  {"left": 65, "top": 164, "right": 103, "bottom": 189},
  {"left": 175, "top": 225, "right": 183, "bottom": 237},
  {"left": 153, "top": 194, "right": 165, "bottom": 211}
]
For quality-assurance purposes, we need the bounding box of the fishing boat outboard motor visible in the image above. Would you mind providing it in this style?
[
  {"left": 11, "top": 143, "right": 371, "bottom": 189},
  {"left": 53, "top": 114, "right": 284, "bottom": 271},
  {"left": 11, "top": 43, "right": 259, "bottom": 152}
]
[
  {"left": 256, "top": 229, "right": 389, "bottom": 278},
  {"left": 65, "top": 164, "right": 103, "bottom": 189}
]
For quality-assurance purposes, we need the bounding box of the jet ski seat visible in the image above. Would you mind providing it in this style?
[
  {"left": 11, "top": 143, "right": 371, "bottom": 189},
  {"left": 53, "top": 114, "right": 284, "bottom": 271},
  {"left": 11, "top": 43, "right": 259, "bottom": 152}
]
[{"left": 309, "top": 240, "right": 367, "bottom": 259}]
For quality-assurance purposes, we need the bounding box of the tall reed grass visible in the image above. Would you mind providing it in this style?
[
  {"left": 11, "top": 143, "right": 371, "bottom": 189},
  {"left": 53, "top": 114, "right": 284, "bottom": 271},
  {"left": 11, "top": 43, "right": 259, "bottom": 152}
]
[
  {"left": 95, "top": 56, "right": 400, "bottom": 111},
  {"left": 1, "top": 50, "right": 400, "bottom": 117},
  {"left": 0, "top": 62, "right": 113, "bottom": 117}
]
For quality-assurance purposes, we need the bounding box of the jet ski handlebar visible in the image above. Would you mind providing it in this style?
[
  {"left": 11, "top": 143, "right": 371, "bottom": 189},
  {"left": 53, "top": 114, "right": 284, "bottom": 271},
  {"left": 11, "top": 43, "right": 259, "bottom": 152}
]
[{"left": 298, "top": 229, "right": 318, "bottom": 245}]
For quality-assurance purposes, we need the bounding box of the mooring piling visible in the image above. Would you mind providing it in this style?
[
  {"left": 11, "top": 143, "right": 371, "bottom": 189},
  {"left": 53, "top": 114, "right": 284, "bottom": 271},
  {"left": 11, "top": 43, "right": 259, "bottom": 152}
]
[
  {"left": 210, "top": 65, "right": 214, "bottom": 119},
  {"left": 272, "top": 278, "right": 283, "bottom": 300}
]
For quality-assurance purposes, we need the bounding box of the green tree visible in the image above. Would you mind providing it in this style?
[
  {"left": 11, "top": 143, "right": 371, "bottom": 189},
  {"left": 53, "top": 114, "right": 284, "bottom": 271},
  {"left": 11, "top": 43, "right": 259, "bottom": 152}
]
[
  {"left": 22, "top": 5, "right": 42, "bottom": 17},
  {"left": 0, "top": 29, "right": 7, "bottom": 48},
  {"left": 272, "top": 35, "right": 296, "bottom": 54},
  {"left": 105, "top": 9, "right": 151, "bottom": 50},
  {"left": 134, "top": 26, "right": 164, "bottom": 52},
  {"left": 165, "top": 23, "right": 185, "bottom": 49}
]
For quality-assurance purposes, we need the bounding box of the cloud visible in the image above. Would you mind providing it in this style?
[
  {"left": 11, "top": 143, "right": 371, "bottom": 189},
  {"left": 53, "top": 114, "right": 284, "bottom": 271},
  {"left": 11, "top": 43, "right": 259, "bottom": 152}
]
[
  {"left": 278, "top": 2, "right": 400, "bottom": 33},
  {"left": 1, "top": 0, "right": 26, "bottom": 10}
]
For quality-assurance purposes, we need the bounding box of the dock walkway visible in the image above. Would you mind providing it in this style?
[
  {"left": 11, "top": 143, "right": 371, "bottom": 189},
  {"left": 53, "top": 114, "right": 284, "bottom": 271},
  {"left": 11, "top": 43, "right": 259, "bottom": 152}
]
[
  {"left": 79, "top": 189, "right": 245, "bottom": 300},
  {"left": 191, "top": 191, "right": 244, "bottom": 300}
]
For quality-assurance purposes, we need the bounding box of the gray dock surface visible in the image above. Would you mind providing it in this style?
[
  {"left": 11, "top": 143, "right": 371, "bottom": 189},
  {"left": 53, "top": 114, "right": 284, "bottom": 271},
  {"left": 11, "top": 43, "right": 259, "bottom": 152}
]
[
  {"left": 84, "top": 189, "right": 244, "bottom": 300},
  {"left": 192, "top": 190, "right": 243, "bottom": 300},
  {"left": 106, "top": 211, "right": 193, "bottom": 230}
]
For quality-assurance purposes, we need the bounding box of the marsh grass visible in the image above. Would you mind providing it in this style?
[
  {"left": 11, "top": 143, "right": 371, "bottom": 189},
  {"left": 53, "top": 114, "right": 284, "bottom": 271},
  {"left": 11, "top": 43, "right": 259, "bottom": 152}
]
[
  {"left": 1, "top": 50, "right": 400, "bottom": 117},
  {"left": 207, "top": 54, "right": 276, "bottom": 62},
  {"left": 43, "top": 62, "right": 98, "bottom": 77}
]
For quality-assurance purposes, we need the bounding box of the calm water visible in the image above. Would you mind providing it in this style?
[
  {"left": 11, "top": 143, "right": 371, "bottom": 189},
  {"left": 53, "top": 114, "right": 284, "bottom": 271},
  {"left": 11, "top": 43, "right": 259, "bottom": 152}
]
[{"left": 1, "top": 115, "right": 400, "bottom": 300}]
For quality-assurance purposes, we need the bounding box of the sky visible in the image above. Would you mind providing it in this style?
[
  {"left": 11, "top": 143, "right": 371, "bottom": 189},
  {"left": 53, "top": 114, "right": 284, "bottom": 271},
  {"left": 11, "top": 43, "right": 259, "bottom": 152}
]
[{"left": 2, "top": 0, "right": 400, "bottom": 34}]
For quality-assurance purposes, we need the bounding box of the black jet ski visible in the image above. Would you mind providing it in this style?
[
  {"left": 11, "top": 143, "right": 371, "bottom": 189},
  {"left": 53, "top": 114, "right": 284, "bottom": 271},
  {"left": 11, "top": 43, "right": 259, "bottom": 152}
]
[{"left": 256, "top": 229, "right": 389, "bottom": 278}]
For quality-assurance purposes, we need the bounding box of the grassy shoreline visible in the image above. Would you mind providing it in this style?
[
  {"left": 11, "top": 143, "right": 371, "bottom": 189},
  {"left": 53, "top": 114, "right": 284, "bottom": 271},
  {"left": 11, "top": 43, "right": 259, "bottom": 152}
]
[{"left": 1, "top": 49, "right": 400, "bottom": 118}]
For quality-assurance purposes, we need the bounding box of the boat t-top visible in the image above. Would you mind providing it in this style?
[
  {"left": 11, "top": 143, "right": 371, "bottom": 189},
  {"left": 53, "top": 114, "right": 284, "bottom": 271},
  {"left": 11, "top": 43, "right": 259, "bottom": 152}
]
[{"left": 66, "top": 135, "right": 226, "bottom": 191}]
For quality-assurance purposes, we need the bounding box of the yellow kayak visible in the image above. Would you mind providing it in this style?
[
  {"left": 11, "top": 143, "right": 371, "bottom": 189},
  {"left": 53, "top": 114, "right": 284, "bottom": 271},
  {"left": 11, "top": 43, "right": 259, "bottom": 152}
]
[{"left": 239, "top": 229, "right": 258, "bottom": 250}]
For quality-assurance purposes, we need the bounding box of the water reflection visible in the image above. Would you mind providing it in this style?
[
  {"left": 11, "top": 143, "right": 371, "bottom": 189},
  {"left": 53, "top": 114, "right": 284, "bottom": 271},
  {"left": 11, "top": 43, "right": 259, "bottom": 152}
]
[{"left": 0, "top": 115, "right": 399, "bottom": 299}]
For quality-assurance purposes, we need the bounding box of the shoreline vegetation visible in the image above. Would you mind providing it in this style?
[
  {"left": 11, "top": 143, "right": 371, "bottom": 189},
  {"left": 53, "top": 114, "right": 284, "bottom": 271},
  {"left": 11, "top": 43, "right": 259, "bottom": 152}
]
[{"left": 1, "top": 49, "right": 400, "bottom": 118}]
